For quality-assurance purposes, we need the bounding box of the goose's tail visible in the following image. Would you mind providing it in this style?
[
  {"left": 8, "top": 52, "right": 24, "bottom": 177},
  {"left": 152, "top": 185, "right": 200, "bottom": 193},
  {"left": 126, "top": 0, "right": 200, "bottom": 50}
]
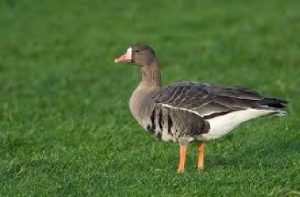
[{"left": 259, "top": 97, "right": 288, "bottom": 116}]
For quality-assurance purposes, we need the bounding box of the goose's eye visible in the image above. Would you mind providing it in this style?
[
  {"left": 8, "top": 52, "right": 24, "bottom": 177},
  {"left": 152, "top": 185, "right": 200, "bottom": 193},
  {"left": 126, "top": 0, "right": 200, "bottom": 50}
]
[{"left": 134, "top": 50, "right": 140, "bottom": 53}]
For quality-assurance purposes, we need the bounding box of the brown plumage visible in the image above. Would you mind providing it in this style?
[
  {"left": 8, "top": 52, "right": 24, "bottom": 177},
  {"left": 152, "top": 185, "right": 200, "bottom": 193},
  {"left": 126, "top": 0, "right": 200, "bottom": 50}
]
[{"left": 114, "top": 44, "right": 287, "bottom": 173}]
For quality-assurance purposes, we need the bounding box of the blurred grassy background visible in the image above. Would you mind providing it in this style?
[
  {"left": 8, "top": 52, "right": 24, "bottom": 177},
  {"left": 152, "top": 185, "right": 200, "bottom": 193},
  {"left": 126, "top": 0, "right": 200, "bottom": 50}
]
[{"left": 0, "top": 0, "right": 300, "bottom": 196}]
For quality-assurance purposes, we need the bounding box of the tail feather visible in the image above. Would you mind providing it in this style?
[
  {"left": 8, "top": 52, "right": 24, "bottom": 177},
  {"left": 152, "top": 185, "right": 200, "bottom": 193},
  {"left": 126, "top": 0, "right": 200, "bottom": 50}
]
[{"left": 259, "top": 97, "right": 288, "bottom": 109}]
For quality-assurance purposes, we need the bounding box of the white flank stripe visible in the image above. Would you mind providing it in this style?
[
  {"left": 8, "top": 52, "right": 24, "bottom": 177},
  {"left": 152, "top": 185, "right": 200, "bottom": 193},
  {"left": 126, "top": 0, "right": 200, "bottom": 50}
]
[{"left": 161, "top": 103, "right": 202, "bottom": 116}]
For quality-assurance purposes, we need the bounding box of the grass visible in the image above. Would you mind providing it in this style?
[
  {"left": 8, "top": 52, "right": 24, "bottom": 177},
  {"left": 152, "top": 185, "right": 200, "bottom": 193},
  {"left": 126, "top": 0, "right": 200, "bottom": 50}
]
[{"left": 0, "top": 0, "right": 300, "bottom": 196}]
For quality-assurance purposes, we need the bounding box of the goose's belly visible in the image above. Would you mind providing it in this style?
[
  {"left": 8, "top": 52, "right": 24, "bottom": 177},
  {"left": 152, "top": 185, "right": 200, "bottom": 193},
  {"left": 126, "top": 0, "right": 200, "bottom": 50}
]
[
  {"left": 140, "top": 120, "right": 195, "bottom": 143},
  {"left": 141, "top": 120, "right": 178, "bottom": 142}
]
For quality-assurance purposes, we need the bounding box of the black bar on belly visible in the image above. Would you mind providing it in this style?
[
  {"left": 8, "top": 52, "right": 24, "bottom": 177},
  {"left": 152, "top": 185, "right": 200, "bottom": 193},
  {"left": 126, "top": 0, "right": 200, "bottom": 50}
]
[{"left": 150, "top": 107, "right": 156, "bottom": 132}]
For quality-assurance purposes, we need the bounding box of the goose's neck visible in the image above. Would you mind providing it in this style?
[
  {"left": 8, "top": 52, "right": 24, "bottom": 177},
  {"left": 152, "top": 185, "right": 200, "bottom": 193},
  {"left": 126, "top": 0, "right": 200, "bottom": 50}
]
[{"left": 140, "top": 61, "right": 162, "bottom": 87}]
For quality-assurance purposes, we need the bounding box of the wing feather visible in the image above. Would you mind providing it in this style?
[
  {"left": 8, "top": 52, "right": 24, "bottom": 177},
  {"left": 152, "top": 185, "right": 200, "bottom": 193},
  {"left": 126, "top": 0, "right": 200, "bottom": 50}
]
[{"left": 153, "top": 82, "right": 265, "bottom": 118}]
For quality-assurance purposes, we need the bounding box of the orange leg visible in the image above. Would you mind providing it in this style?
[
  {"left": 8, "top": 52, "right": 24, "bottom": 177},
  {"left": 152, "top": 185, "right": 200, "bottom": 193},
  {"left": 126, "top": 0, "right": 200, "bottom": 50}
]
[
  {"left": 197, "top": 141, "right": 205, "bottom": 171},
  {"left": 177, "top": 144, "right": 187, "bottom": 173}
]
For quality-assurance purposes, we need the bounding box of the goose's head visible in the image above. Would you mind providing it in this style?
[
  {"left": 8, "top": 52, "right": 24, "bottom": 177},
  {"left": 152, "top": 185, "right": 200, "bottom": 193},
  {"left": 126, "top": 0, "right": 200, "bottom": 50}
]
[{"left": 114, "top": 44, "right": 157, "bottom": 67}]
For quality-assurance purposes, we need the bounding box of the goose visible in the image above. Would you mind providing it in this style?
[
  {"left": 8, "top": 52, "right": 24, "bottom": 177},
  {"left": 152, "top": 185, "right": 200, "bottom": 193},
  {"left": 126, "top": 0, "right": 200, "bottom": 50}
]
[{"left": 114, "top": 44, "right": 287, "bottom": 173}]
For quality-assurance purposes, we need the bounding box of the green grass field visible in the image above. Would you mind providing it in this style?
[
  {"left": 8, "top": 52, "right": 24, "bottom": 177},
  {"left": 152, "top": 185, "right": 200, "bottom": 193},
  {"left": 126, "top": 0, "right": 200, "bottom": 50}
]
[{"left": 1, "top": 0, "right": 300, "bottom": 196}]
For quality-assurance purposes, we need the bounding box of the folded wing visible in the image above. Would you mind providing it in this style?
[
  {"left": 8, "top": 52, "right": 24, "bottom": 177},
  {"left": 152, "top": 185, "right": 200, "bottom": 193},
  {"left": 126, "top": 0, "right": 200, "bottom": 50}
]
[{"left": 153, "top": 82, "right": 285, "bottom": 119}]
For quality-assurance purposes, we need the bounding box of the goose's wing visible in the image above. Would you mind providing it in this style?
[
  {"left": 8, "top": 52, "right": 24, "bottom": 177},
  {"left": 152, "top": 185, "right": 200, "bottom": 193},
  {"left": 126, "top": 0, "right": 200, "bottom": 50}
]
[{"left": 153, "top": 82, "right": 265, "bottom": 119}]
